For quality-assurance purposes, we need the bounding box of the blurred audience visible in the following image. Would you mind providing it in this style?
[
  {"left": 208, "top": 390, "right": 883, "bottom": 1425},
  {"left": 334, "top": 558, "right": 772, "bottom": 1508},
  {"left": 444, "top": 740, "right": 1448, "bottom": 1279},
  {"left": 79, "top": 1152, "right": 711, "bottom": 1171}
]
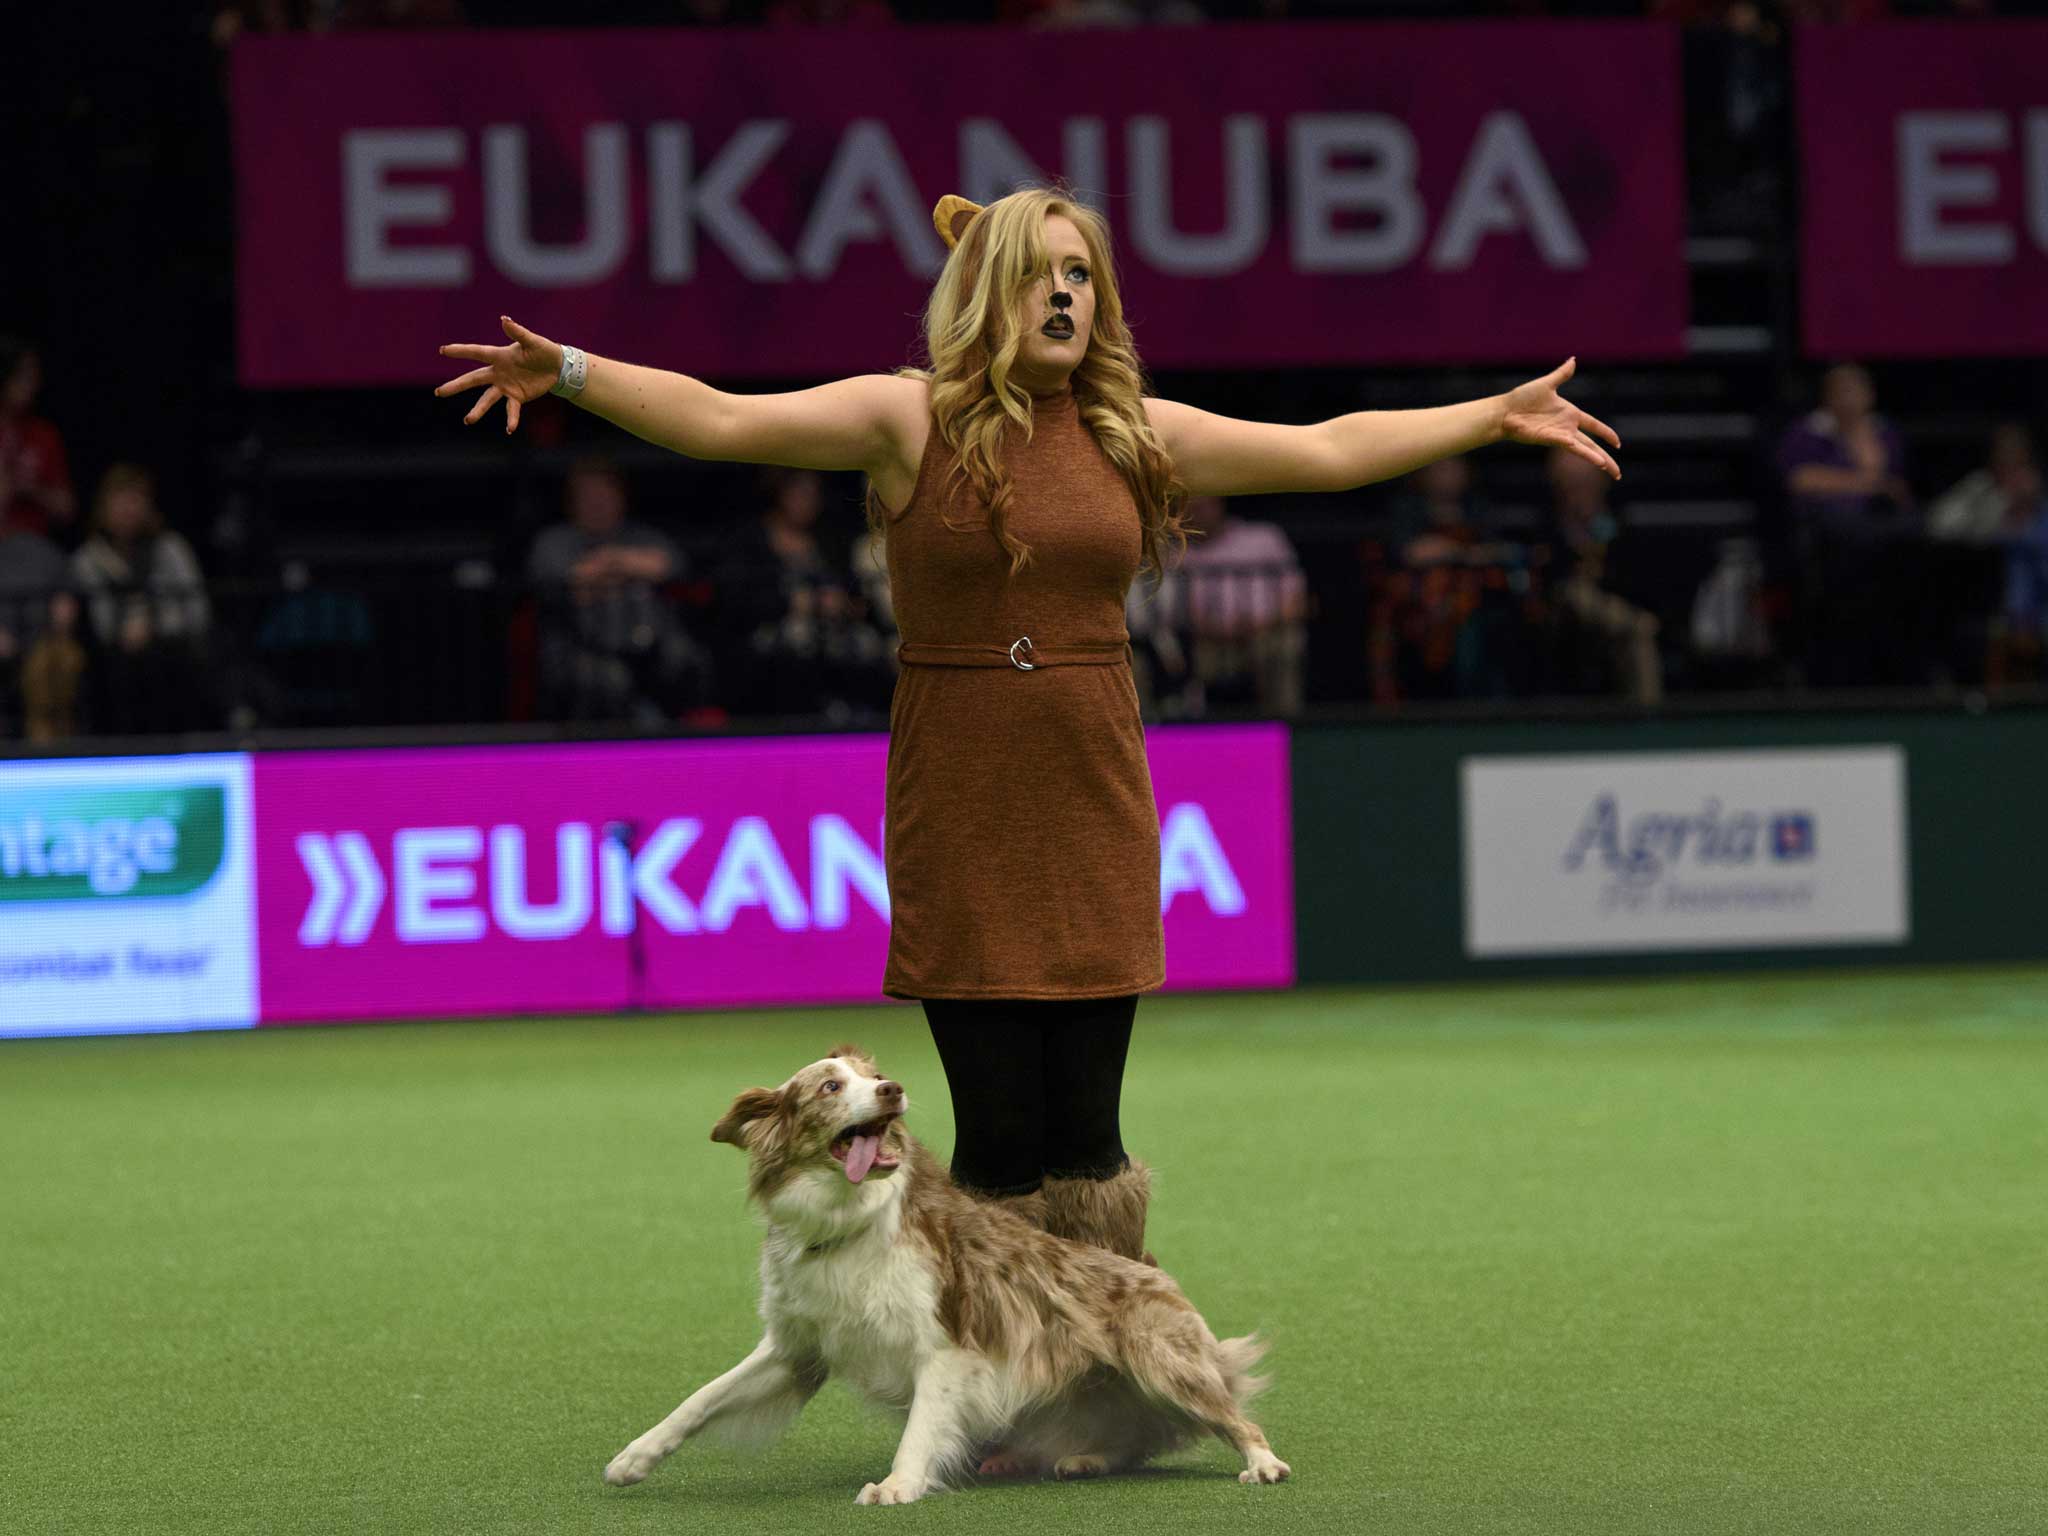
[
  {"left": 213, "top": 0, "right": 462, "bottom": 45},
  {"left": 1936, "top": 426, "right": 2048, "bottom": 686},
  {"left": 22, "top": 594, "right": 89, "bottom": 742},
  {"left": 1659, "top": 0, "right": 1789, "bottom": 232},
  {"left": 331, "top": 0, "right": 468, "bottom": 24},
  {"left": 765, "top": 0, "right": 895, "bottom": 23},
  {"left": 1006, "top": 0, "right": 1207, "bottom": 23},
  {"left": 1373, "top": 457, "right": 1532, "bottom": 702},
  {"left": 1929, "top": 423, "right": 2042, "bottom": 544},
  {"left": 0, "top": 522, "right": 77, "bottom": 739},
  {"left": 1777, "top": 363, "right": 1921, "bottom": 686},
  {"left": 1125, "top": 570, "right": 1187, "bottom": 720},
  {"left": 1779, "top": 363, "right": 1911, "bottom": 537},
  {"left": 849, "top": 523, "right": 896, "bottom": 636},
  {"left": 711, "top": 468, "right": 893, "bottom": 723},
  {"left": 1541, "top": 445, "right": 1661, "bottom": 705},
  {"left": 0, "top": 338, "right": 78, "bottom": 541},
  {"left": 71, "top": 466, "right": 216, "bottom": 736},
  {"left": 526, "top": 453, "right": 709, "bottom": 725},
  {"left": 1690, "top": 536, "right": 1777, "bottom": 687},
  {"left": 1143, "top": 494, "right": 1308, "bottom": 716}
]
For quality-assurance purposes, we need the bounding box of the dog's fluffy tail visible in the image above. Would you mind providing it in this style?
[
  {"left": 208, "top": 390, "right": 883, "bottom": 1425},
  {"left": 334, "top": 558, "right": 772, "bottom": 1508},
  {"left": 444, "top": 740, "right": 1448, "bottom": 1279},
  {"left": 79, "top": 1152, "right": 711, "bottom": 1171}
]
[{"left": 1216, "top": 1332, "right": 1274, "bottom": 1410}]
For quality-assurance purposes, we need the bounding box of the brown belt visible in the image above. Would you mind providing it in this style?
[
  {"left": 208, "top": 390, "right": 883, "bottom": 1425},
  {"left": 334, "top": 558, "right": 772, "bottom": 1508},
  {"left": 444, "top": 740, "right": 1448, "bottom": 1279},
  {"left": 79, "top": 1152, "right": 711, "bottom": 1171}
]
[{"left": 896, "top": 636, "right": 1131, "bottom": 671}]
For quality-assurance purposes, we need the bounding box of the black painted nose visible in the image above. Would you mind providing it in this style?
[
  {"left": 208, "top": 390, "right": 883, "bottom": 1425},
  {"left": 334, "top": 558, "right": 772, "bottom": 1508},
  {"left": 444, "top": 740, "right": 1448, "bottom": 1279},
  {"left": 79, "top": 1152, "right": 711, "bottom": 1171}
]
[{"left": 1050, "top": 292, "right": 1072, "bottom": 311}]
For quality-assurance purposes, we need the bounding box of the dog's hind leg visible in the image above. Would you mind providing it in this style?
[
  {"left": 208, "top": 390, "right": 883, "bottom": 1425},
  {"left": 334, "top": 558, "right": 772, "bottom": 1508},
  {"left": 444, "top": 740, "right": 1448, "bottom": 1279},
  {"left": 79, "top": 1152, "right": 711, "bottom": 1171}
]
[
  {"left": 854, "top": 1347, "right": 998, "bottom": 1506},
  {"left": 1118, "top": 1305, "right": 1290, "bottom": 1486},
  {"left": 604, "top": 1337, "right": 826, "bottom": 1487}
]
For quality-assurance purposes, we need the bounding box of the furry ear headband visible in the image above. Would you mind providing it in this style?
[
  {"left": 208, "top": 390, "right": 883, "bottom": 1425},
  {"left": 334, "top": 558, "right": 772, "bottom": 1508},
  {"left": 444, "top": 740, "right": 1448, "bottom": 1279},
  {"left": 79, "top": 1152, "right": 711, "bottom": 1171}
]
[{"left": 933, "top": 195, "right": 984, "bottom": 251}]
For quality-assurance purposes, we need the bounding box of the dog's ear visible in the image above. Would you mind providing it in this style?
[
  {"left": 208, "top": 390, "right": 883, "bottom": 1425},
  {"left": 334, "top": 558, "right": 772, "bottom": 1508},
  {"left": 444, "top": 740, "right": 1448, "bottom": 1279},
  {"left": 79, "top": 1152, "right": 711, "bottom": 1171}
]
[
  {"left": 826, "top": 1041, "right": 876, "bottom": 1074},
  {"left": 710, "top": 1086, "right": 783, "bottom": 1148}
]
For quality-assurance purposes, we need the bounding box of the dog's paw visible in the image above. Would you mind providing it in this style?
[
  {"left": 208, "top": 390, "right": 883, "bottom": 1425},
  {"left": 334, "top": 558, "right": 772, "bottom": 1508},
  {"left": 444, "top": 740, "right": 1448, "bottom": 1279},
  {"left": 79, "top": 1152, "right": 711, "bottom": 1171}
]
[
  {"left": 1238, "top": 1449, "right": 1290, "bottom": 1485},
  {"left": 604, "top": 1441, "right": 663, "bottom": 1487},
  {"left": 1053, "top": 1453, "right": 1109, "bottom": 1480},
  {"left": 855, "top": 1475, "right": 928, "bottom": 1505}
]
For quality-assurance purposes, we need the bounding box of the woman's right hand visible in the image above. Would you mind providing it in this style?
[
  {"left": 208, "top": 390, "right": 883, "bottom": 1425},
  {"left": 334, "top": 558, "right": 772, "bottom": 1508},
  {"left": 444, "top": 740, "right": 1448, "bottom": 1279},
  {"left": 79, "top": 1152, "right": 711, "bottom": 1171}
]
[{"left": 433, "top": 316, "right": 562, "bottom": 435}]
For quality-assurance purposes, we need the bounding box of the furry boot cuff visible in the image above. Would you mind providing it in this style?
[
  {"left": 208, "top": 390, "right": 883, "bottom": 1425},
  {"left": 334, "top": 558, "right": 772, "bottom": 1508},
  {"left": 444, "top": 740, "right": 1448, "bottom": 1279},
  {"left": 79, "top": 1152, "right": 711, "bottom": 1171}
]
[{"left": 1041, "top": 1157, "right": 1158, "bottom": 1266}]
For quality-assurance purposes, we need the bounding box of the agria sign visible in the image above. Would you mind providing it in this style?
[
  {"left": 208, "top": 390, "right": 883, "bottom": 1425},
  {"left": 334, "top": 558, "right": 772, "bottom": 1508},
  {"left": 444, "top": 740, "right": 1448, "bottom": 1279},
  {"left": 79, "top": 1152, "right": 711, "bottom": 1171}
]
[
  {"left": 0, "top": 785, "right": 227, "bottom": 902},
  {"left": 1462, "top": 748, "right": 1906, "bottom": 957},
  {"left": 1562, "top": 795, "right": 1816, "bottom": 889}
]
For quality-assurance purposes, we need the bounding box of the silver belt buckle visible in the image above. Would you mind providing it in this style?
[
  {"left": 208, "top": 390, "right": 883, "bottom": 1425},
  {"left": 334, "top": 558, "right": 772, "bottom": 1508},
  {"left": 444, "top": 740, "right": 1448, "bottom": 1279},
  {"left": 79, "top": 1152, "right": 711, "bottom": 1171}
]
[{"left": 1009, "top": 636, "right": 1037, "bottom": 671}]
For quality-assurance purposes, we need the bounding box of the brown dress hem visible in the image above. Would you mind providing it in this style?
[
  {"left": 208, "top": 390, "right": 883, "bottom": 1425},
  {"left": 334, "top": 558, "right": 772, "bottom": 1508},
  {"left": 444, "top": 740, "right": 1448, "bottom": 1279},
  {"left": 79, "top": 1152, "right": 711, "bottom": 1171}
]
[{"left": 882, "top": 969, "right": 1167, "bottom": 1004}]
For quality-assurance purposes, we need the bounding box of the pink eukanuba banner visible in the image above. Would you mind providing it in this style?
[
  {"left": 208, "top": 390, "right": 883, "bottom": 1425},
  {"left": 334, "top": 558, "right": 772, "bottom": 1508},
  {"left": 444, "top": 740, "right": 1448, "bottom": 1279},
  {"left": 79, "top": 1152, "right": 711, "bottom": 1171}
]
[
  {"left": 251, "top": 727, "right": 1293, "bottom": 1023},
  {"left": 1798, "top": 23, "right": 2048, "bottom": 358},
  {"left": 230, "top": 23, "right": 1686, "bottom": 385}
]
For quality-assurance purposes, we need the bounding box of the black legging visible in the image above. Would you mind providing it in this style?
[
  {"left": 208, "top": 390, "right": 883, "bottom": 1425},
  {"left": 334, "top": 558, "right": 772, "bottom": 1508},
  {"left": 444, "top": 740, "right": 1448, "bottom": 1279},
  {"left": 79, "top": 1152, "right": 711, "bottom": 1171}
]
[{"left": 921, "top": 994, "right": 1137, "bottom": 1196}]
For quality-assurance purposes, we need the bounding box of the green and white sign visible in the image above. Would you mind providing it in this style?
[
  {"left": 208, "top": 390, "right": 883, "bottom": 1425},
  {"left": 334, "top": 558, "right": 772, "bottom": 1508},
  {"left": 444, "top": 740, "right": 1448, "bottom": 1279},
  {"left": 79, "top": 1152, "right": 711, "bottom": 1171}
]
[
  {"left": 0, "top": 756, "right": 256, "bottom": 1035},
  {"left": 0, "top": 784, "right": 227, "bottom": 901}
]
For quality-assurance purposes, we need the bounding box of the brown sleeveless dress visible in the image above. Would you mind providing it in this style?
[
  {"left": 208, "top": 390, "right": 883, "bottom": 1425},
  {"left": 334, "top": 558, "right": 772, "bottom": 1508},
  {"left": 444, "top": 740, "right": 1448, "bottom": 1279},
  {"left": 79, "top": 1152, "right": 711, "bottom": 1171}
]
[{"left": 881, "top": 384, "right": 1165, "bottom": 1001}]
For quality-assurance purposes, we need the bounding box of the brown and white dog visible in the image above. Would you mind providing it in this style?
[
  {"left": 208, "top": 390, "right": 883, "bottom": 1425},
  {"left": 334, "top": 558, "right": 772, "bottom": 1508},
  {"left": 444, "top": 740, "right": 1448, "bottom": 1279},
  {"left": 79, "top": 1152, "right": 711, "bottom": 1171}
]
[{"left": 603, "top": 1043, "right": 1288, "bottom": 1505}]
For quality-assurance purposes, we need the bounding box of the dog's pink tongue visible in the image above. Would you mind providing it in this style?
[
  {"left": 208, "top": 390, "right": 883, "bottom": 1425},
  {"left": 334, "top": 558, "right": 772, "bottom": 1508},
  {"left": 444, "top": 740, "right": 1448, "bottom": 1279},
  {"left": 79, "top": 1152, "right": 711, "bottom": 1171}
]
[{"left": 844, "top": 1133, "right": 881, "bottom": 1183}]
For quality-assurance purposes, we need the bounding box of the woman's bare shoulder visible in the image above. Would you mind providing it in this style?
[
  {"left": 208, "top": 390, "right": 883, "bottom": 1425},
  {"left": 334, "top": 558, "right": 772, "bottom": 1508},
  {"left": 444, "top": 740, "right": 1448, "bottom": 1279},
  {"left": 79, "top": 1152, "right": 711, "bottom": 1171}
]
[{"left": 873, "top": 371, "right": 932, "bottom": 429}]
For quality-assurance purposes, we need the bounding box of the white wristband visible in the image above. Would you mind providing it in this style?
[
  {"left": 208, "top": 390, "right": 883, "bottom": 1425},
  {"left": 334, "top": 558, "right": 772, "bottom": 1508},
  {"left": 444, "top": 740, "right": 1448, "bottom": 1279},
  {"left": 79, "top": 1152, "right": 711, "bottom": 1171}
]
[{"left": 550, "top": 344, "right": 589, "bottom": 397}]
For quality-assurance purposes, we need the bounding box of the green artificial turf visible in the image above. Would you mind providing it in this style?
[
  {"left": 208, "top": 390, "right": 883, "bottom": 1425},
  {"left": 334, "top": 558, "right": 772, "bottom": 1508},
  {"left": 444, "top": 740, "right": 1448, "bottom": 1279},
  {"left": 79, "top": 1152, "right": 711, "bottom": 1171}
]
[{"left": 4, "top": 969, "right": 2046, "bottom": 1535}]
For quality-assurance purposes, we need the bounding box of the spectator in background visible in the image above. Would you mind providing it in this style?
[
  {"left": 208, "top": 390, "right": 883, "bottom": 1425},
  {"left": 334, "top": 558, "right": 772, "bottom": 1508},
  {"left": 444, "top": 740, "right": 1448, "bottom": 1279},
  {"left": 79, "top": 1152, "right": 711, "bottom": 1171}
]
[
  {"left": 0, "top": 338, "right": 78, "bottom": 541},
  {"left": 71, "top": 465, "right": 214, "bottom": 735},
  {"left": 1388, "top": 453, "right": 1490, "bottom": 562},
  {"left": 0, "top": 521, "right": 74, "bottom": 737},
  {"left": 1691, "top": 536, "right": 1777, "bottom": 687},
  {"left": 526, "top": 453, "right": 707, "bottom": 724},
  {"left": 1932, "top": 425, "right": 2048, "bottom": 686},
  {"left": 850, "top": 522, "right": 896, "bottom": 636},
  {"left": 1149, "top": 493, "right": 1307, "bottom": 716},
  {"left": 712, "top": 467, "right": 892, "bottom": 722},
  {"left": 675, "top": 0, "right": 753, "bottom": 21},
  {"left": 213, "top": 0, "right": 459, "bottom": 50},
  {"left": 1991, "top": 502, "right": 2048, "bottom": 687},
  {"left": 1929, "top": 423, "right": 2042, "bottom": 544},
  {"left": 1007, "top": 0, "right": 1207, "bottom": 23},
  {"left": 21, "top": 593, "right": 88, "bottom": 742},
  {"left": 1125, "top": 569, "right": 1188, "bottom": 721},
  {"left": 1374, "top": 456, "right": 1529, "bottom": 701},
  {"left": 1777, "top": 362, "right": 1917, "bottom": 685},
  {"left": 1779, "top": 363, "right": 1911, "bottom": 533},
  {"left": 765, "top": 0, "right": 895, "bottom": 24},
  {"left": 331, "top": 0, "right": 466, "bottom": 25},
  {"left": 212, "top": 0, "right": 309, "bottom": 43},
  {"left": 1542, "top": 444, "right": 1661, "bottom": 705},
  {"left": 1657, "top": 0, "right": 1788, "bottom": 232},
  {"left": 1779, "top": 0, "right": 1891, "bottom": 18}
]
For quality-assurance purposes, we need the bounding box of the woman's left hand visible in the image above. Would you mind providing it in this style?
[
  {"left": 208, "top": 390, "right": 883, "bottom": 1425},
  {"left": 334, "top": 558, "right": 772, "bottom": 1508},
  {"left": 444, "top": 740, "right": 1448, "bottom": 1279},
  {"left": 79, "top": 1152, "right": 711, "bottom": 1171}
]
[{"left": 1499, "top": 358, "right": 1622, "bottom": 480}]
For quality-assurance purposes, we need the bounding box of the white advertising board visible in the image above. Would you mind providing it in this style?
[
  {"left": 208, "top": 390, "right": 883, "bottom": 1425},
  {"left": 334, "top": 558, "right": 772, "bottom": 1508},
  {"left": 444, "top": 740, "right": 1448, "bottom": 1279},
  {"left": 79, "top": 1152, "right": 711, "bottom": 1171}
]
[
  {"left": 1462, "top": 747, "right": 1909, "bottom": 957},
  {"left": 0, "top": 754, "right": 258, "bottom": 1036}
]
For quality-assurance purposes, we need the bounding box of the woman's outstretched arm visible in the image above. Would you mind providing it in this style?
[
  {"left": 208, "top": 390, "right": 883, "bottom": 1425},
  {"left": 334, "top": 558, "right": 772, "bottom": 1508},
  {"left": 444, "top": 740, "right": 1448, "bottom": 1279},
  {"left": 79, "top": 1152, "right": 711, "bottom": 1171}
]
[
  {"left": 1147, "top": 358, "right": 1621, "bottom": 498},
  {"left": 433, "top": 315, "right": 915, "bottom": 474}
]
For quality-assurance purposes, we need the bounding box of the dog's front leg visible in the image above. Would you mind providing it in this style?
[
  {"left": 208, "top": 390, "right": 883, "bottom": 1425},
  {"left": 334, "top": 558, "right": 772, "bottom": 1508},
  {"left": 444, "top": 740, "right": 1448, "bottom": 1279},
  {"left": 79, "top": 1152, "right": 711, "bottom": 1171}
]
[
  {"left": 605, "top": 1337, "right": 824, "bottom": 1487},
  {"left": 855, "top": 1347, "right": 992, "bottom": 1506}
]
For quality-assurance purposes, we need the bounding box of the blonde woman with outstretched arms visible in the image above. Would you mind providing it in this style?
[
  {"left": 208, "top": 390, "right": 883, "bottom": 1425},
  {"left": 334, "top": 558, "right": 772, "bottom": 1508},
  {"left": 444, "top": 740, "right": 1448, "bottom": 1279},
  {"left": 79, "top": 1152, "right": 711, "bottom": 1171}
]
[{"left": 436, "top": 182, "right": 1620, "bottom": 1480}]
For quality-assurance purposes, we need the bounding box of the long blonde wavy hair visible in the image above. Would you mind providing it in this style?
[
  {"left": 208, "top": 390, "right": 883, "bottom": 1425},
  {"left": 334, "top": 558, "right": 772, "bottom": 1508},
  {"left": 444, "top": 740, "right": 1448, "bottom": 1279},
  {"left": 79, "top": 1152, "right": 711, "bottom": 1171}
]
[{"left": 863, "top": 184, "right": 1188, "bottom": 586}]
